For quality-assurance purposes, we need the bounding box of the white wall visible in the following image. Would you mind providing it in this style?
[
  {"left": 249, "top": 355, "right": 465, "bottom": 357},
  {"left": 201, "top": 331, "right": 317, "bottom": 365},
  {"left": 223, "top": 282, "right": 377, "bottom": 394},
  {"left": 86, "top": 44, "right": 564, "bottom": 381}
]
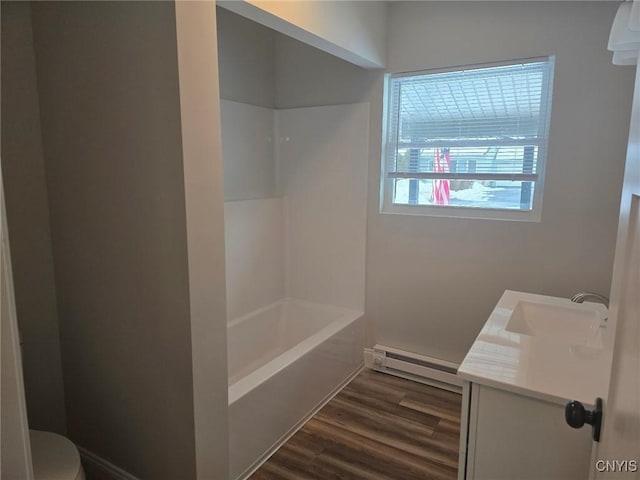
[
  {"left": 221, "top": 99, "right": 284, "bottom": 321},
  {"left": 216, "top": 7, "right": 276, "bottom": 108},
  {"left": 224, "top": 198, "right": 285, "bottom": 320},
  {"left": 175, "top": 3, "right": 230, "bottom": 479},
  {"left": 277, "top": 103, "right": 369, "bottom": 311},
  {"left": 222, "top": 102, "right": 369, "bottom": 316},
  {"left": 221, "top": 100, "right": 276, "bottom": 201},
  {"left": 273, "top": 1, "right": 635, "bottom": 363},
  {"left": 219, "top": 0, "right": 387, "bottom": 68}
]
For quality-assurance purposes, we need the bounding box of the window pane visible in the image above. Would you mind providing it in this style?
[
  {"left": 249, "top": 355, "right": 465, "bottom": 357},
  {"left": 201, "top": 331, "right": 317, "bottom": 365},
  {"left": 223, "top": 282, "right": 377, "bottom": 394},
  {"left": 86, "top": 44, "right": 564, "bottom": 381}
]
[
  {"left": 393, "top": 61, "right": 548, "bottom": 144},
  {"left": 393, "top": 178, "right": 535, "bottom": 211}
]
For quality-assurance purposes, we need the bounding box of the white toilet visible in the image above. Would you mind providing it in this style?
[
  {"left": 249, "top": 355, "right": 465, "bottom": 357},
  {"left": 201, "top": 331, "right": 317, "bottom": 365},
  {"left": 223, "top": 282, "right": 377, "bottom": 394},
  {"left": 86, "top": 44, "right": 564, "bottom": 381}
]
[
  {"left": 29, "top": 430, "right": 85, "bottom": 480},
  {"left": 16, "top": 329, "right": 85, "bottom": 480}
]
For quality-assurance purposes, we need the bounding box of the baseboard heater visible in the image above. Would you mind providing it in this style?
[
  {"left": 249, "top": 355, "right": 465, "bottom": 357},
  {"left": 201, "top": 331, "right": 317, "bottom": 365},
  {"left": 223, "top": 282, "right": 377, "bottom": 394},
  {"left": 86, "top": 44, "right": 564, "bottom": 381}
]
[{"left": 364, "top": 344, "right": 462, "bottom": 393}]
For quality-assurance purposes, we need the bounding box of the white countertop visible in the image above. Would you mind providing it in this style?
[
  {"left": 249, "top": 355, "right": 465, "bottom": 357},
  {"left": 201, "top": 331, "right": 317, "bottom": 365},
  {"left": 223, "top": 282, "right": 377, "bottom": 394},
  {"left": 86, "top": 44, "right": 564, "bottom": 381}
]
[{"left": 457, "top": 290, "right": 612, "bottom": 406}]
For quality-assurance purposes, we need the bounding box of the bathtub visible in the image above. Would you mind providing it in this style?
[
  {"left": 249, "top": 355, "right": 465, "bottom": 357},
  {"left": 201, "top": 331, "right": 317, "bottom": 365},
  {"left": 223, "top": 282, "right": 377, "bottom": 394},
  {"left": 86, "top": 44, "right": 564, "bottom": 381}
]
[{"left": 228, "top": 298, "right": 364, "bottom": 480}]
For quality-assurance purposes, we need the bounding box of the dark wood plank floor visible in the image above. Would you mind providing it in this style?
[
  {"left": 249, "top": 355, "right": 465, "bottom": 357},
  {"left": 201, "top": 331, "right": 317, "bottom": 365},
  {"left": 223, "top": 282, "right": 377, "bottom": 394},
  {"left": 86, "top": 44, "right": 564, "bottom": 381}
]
[{"left": 250, "top": 368, "right": 462, "bottom": 480}]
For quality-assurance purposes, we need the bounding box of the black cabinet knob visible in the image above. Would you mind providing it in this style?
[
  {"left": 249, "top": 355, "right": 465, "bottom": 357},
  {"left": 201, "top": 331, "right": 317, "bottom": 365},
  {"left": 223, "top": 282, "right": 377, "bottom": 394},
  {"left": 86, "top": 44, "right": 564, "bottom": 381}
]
[{"left": 565, "top": 398, "right": 602, "bottom": 442}]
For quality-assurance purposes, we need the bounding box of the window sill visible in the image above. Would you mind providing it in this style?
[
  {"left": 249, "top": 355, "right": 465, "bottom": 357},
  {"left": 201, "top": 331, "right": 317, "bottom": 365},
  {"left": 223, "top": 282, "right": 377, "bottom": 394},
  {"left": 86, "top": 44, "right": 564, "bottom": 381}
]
[{"left": 380, "top": 203, "right": 542, "bottom": 222}]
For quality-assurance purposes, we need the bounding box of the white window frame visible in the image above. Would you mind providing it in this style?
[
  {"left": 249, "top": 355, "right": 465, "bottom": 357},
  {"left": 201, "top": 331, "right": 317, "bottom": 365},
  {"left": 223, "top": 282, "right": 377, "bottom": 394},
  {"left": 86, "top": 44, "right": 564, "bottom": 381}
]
[{"left": 380, "top": 56, "right": 555, "bottom": 222}]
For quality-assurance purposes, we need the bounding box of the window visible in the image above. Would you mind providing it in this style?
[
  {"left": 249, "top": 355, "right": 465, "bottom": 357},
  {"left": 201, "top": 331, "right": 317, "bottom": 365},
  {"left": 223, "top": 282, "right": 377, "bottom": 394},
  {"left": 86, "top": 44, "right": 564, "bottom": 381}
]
[{"left": 381, "top": 57, "right": 555, "bottom": 221}]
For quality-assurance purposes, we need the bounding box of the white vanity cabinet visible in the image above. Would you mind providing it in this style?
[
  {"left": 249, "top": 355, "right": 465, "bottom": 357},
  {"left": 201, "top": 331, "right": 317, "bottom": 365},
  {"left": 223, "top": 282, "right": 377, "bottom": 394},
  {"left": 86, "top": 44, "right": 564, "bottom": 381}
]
[
  {"left": 457, "top": 290, "right": 612, "bottom": 480},
  {"left": 458, "top": 381, "right": 592, "bottom": 480}
]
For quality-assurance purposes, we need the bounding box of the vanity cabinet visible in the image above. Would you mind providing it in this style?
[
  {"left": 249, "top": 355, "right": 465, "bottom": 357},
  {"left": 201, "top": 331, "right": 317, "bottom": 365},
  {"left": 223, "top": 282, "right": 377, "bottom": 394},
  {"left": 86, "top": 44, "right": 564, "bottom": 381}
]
[
  {"left": 456, "top": 291, "right": 611, "bottom": 480},
  {"left": 458, "top": 381, "right": 593, "bottom": 480}
]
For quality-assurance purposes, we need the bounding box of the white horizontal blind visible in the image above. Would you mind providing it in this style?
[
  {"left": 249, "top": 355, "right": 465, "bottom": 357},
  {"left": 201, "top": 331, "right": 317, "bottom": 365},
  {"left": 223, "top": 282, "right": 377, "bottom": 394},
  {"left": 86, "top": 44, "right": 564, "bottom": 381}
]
[{"left": 383, "top": 57, "right": 554, "bottom": 214}]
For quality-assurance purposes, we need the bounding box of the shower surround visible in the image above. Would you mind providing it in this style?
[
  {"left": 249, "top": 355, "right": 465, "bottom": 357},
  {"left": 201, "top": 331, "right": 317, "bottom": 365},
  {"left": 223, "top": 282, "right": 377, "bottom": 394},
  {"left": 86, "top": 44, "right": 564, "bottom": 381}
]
[{"left": 221, "top": 101, "right": 369, "bottom": 479}]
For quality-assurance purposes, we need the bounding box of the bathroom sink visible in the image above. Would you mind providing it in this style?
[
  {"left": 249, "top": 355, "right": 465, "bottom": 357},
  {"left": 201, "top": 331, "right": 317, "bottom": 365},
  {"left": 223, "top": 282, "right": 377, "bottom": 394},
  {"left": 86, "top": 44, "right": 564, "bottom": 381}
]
[{"left": 505, "top": 300, "right": 604, "bottom": 348}]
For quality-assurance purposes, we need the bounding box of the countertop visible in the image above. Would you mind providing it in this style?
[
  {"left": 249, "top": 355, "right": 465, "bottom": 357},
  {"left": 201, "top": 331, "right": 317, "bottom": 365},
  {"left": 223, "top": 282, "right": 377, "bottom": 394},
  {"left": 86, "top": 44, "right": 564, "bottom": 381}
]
[{"left": 457, "top": 290, "right": 612, "bottom": 406}]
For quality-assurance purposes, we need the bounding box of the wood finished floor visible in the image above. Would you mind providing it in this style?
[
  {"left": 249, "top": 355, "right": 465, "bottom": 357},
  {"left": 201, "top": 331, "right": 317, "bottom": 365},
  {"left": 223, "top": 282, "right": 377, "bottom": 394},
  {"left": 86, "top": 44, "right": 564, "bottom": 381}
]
[{"left": 250, "top": 369, "right": 462, "bottom": 480}]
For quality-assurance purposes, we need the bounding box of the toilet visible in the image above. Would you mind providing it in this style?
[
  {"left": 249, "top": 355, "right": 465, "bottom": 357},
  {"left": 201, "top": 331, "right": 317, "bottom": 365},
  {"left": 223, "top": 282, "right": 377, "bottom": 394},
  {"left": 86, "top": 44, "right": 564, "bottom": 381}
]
[
  {"left": 29, "top": 430, "right": 85, "bottom": 480},
  {"left": 16, "top": 331, "right": 85, "bottom": 480}
]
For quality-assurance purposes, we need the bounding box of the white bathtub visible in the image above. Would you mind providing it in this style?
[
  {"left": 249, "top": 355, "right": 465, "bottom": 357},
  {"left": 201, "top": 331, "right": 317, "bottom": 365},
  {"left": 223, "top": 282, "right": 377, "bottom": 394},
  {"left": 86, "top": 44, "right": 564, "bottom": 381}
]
[{"left": 227, "top": 299, "right": 364, "bottom": 480}]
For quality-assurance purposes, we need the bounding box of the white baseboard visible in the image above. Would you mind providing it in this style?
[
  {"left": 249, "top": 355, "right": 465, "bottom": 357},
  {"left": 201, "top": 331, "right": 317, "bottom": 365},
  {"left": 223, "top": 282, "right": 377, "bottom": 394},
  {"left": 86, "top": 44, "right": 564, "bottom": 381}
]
[{"left": 77, "top": 446, "right": 139, "bottom": 480}]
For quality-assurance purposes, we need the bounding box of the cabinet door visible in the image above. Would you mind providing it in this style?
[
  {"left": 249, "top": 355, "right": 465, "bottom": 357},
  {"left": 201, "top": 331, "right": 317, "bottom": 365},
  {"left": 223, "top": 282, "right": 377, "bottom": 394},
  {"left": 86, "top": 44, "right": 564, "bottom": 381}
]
[{"left": 468, "top": 385, "right": 591, "bottom": 480}]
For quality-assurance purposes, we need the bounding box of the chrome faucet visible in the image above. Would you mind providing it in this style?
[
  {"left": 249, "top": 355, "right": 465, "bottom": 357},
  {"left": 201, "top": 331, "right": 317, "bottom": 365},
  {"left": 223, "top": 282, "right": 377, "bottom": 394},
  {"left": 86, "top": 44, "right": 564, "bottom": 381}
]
[{"left": 570, "top": 292, "right": 610, "bottom": 308}]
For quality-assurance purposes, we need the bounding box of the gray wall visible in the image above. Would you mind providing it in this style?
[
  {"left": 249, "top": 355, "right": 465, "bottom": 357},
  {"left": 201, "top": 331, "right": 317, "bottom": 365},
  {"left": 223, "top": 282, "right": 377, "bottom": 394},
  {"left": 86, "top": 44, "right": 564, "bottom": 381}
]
[
  {"left": 275, "top": 2, "right": 635, "bottom": 362},
  {"left": 375, "top": 1, "right": 634, "bottom": 362},
  {"left": 30, "top": 2, "right": 197, "bottom": 477},
  {"left": 1, "top": 1, "right": 67, "bottom": 435},
  {"left": 216, "top": 6, "right": 276, "bottom": 108},
  {"left": 274, "top": 34, "right": 381, "bottom": 110}
]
